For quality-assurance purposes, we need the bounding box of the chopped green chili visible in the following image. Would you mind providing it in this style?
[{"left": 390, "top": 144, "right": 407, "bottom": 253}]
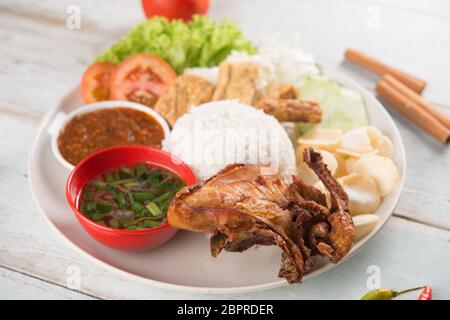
[
  {"left": 117, "top": 193, "right": 126, "bottom": 208},
  {"left": 131, "top": 192, "right": 154, "bottom": 201},
  {"left": 146, "top": 202, "right": 162, "bottom": 216},
  {"left": 97, "top": 201, "right": 113, "bottom": 213},
  {"left": 92, "top": 181, "right": 107, "bottom": 190},
  {"left": 105, "top": 172, "right": 115, "bottom": 183},
  {"left": 153, "top": 191, "right": 173, "bottom": 203},
  {"left": 135, "top": 163, "right": 148, "bottom": 177},
  {"left": 131, "top": 202, "right": 144, "bottom": 214},
  {"left": 79, "top": 163, "right": 185, "bottom": 230}
]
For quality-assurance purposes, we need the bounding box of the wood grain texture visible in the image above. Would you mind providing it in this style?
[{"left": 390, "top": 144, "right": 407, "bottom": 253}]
[
  {"left": 0, "top": 0, "right": 449, "bottom": 299},
  {"left": 1, "top": 194, "right": 449, "bottom": 300},
  {"left": 0, "top": 267, "right": 94, "bottom": 300}
]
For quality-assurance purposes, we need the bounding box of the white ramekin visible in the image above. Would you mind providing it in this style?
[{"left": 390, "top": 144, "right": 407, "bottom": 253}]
[{"left": 49, "top": 100, "right": 171, "bottom": 171}]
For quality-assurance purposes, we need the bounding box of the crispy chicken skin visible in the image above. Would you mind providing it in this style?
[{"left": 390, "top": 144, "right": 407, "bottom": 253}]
[
  {"left": 154, "top": 75, "right": 214, "bottom": 126},
  {"left": 212, "top": 61, "right": 260, "bottom": 105},
  {"left": 167, "top": 148, "right": 355, "bottom": 283},
  {"left": 254, "top": 85, "right": 322, "bottom": 123}
]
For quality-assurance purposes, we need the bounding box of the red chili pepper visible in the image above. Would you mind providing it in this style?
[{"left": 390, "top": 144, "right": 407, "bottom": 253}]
[{"left": 418, "top": 286, "right": 432, "bottom": 300}]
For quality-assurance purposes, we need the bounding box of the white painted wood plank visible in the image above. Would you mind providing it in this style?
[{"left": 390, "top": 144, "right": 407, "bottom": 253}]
[{"left": 0, "top": 267, "right": 94, "bottom": 300}]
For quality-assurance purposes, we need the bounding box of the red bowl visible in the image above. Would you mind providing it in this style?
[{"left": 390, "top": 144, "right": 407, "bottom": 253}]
[{"left": 66, "top": 145, "right": 197, "bottom": 251}]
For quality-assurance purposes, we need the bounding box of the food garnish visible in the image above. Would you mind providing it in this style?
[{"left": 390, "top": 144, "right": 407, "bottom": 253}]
[
  {"left": 58, "top": 108, "right": 164, "bottom": 165},
  {"left": 224, "top": 47, "right": 320, "bottom": 92},
  {"left": 110, "top": 53, "right": 177, "bottom": 107},
  {"left": 377, "top": 74, "right": 450, "bottom": 144},
  {"left": 167, "top": 148, "right": 355, "bottom": 283},
  {"left": 352, "top": 155, "right": 399, "bottom": 197},
  {"left": 141, "top": 0, "right": 209, "bottom": 21},
  {"left": 255, "top": 84, "right": 322, "bottom": 123},
  {"left": 297, "top": 75, "right": 369, "bottom": 134},
  {"left": 96, "top": 16, "right": 256, "bottom": 74},
  {"left": 298, "top": 128, "right": 342, "bottom": 149},
  {"left": 79, "top": 163, "right": 185, "bottom": 230},
  {"left": 81, "top": 62, "right": 116, "bottom": 104},
  {"left": 361, "top": 286, "right": 426, "bottom": 300},
  {"left": 337, "top": 174, "right": 381, "bottom": 215},
  {"left": 155, "top": 66, "right": 323, "bottom": 125},
  {"left": 154, "top": 74, "right": 214, "bottom": 126},
  {"left": 345, "top": 48, "right": 426, "bottom": 94},
  {"left": 347, "top": 49, "right": 449, "bottom": 144},
  {"left": 296, "top": 125, "right": 399, "bottom": 216},
  {"left": 418, "top": 286, "right": 432, "bottom": 300},
  {"left": 212, "top": 61, "right": 260, "bottom": 105}
]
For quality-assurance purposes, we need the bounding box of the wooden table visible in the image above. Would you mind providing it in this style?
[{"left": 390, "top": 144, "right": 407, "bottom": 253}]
[{"left": 1, "top": 0, "right": 449, "bottom": 300}]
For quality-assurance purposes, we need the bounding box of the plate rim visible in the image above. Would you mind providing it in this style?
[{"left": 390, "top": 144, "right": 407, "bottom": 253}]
[{"left": 28, "top": 67, "right": 406, "bottom": 294}]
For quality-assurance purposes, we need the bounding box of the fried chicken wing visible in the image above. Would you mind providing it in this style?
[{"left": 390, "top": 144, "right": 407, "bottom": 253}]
[{"left": 167, "top": 148, "right": 355, "bottom": 283}]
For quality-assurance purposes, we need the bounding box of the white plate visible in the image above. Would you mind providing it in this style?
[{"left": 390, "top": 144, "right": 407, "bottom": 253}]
[{"left": 28, "top": 67, "right": 405, "bottom": 294}]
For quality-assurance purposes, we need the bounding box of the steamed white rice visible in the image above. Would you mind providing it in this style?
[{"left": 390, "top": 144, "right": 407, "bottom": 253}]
[{"left": 162, "top": 100, "right": 296, "bottom": 181}]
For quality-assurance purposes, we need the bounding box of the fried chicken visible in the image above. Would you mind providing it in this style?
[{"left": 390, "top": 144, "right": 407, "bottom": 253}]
[
  {"left": 167, "top": 148, "right": 355, "bottom": 283},
  {"left": 254, "top": 84, "right": 322, "bottom": 123}
]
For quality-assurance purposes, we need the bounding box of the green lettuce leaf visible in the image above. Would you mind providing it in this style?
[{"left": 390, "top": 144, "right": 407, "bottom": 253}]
[{"left": 96, "top": 15, "right": 256, "bottom": 74}]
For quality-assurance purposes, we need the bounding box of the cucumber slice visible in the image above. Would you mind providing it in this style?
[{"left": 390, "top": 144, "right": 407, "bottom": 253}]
[
  {"left": 298, "top": 75, "right": 340, "bottom": 102},
  {"left": 320, "top": 87, "right": 369, "bottom": 132},
  {"left": 296, "top": 75, "right": 368, "bottom": 134}
]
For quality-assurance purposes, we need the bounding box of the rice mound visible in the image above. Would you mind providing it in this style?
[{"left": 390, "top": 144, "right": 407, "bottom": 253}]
[{"left": 163, "top": 100, "right": 296, "bottom": 181}]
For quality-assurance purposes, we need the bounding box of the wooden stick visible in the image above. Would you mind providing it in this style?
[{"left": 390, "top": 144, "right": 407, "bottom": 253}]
[
  {"left": 376, "top": 79, "right": 450, "bottom": 144},
  {"left": 345, "top": 48, "right": 426, "bottom": 94},
  {"left": 382, "top": 74, "right": 450, "bottom": 130}
]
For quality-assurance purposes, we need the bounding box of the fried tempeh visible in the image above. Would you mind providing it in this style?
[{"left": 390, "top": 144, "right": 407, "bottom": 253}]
[
  {"left": 212, "top": 61, "right": 260, "bottom": 105},
  {"left": 154, "top": 75, "right": 214, "bottom": 126}
]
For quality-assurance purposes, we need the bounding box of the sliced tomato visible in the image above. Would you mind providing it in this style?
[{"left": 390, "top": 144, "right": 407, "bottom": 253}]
[
  {"left": 81, "top": 62, "right": 116, "bottom": 104},
  {"left": 110, "top": 53, "right": 177, "bottom": 107},
  {"left": 141, "top": 0, "right": 209, "bottom": 21}
]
